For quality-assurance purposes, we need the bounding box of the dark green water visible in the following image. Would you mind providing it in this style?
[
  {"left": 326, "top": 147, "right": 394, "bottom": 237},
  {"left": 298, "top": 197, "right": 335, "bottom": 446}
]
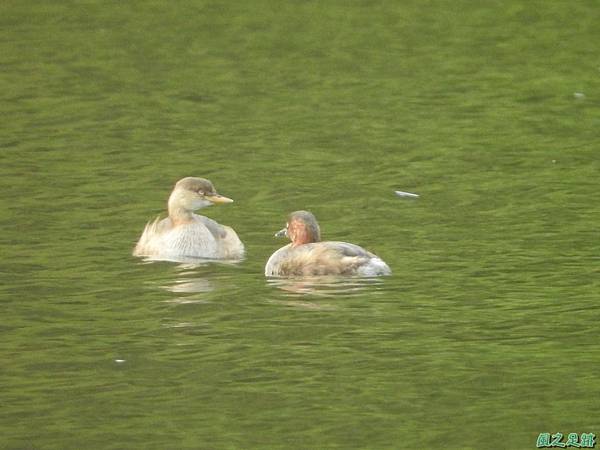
[{"left": 2, "top": 1, "right": 599, "bottom": 449}]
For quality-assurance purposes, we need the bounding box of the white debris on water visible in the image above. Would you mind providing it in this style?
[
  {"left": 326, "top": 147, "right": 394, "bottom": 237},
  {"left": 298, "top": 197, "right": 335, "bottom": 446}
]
[
  {"left": 395, "top": 190, "right": 419, "bottom": 198},
  {"left": 574, "top": 92, "right": 586, "bottom": 99},
  {"left": 115, "top": 359, "right": 126, "bottom": 363}
]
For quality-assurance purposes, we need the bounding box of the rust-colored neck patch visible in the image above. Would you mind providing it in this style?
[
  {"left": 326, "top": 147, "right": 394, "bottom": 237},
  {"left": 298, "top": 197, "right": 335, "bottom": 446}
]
[{"left": 289, "top": 219, "right": 317, "bottom": 246}]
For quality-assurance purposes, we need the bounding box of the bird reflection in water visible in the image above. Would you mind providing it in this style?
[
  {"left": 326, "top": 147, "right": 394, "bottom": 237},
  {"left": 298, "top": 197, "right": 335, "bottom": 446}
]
[
  {"left": 266, "top": 275, "right": 385, "bottom": 297},
  {"left": 266, "top": 276, "right": 386, "bottom": 310},
  {"left": 160, "top": 262, "right": 221, "bottom": 304}
]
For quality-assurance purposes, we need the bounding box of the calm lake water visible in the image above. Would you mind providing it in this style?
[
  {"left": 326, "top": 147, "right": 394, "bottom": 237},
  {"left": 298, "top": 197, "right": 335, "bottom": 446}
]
[{"left": 1, "top": 1, "right": 599, "bottom": 449}]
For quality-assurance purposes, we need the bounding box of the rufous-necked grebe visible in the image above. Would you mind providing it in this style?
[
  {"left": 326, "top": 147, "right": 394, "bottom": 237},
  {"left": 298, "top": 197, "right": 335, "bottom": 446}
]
[
  {"left": 265, "top": 210, "right": 391, "bottom": 277},
  {"left": 133, "top": 177, "right": 244, "bottom": 260}
]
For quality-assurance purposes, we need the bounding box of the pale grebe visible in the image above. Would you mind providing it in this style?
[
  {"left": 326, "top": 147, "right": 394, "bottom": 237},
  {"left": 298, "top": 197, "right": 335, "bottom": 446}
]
[
  {"left": 265, "top": 211, "right": 391, "bottom": 277},
  {"left": 133, "top": 177, "right": 244, "bottom": 260}
]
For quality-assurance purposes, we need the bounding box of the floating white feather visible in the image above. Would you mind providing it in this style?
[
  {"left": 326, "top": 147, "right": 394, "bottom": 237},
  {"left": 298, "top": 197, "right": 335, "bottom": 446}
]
[{"left": 395, "top": 190, "right": 419, "bottom": 198}]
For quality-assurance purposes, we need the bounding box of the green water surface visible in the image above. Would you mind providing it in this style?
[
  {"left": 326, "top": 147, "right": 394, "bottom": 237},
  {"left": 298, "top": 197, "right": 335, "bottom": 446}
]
[{"left": 1, "top": 1, "right": 599, "bottom": 449}]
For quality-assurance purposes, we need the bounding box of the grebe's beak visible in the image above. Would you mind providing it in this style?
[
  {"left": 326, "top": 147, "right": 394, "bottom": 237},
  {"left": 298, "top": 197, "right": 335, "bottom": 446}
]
[
  {"left": 274, "top": 228, "right": 288, "bottom": 238},
  {"left": 205, "top": 194, "right": 234, "bottom": 204}
]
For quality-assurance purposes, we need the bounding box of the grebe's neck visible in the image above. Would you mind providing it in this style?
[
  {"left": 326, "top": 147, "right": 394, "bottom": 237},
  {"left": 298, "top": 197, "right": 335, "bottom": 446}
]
[
  {"left": 168, "top": 189, "right": 194, "bottom": 225},
  {"left": 289, "top": 220, "right": 320, "bottom": 247}
]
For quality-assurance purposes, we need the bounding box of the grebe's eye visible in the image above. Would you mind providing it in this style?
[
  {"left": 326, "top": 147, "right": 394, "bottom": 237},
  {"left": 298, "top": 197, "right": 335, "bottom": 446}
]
[{"left": 197, "top": 190, "right": 205, "bottom": 195}]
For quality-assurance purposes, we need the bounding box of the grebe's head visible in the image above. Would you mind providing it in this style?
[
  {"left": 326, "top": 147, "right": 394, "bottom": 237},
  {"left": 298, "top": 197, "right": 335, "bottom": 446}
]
[
  {"left": 275, "top": 210, "right": 321, "bottom": 246},
  {"left": 169, "top": 177, "right": 233, "bottom": 212}
]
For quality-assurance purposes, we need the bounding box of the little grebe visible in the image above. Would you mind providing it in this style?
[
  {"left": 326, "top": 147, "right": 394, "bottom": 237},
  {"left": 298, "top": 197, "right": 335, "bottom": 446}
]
[
  {"left": 133, "top": 177, "right": 244, "bottom": 260},
  {"left": 265, "top": 211, "right": 391, "bottom": 277}
]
